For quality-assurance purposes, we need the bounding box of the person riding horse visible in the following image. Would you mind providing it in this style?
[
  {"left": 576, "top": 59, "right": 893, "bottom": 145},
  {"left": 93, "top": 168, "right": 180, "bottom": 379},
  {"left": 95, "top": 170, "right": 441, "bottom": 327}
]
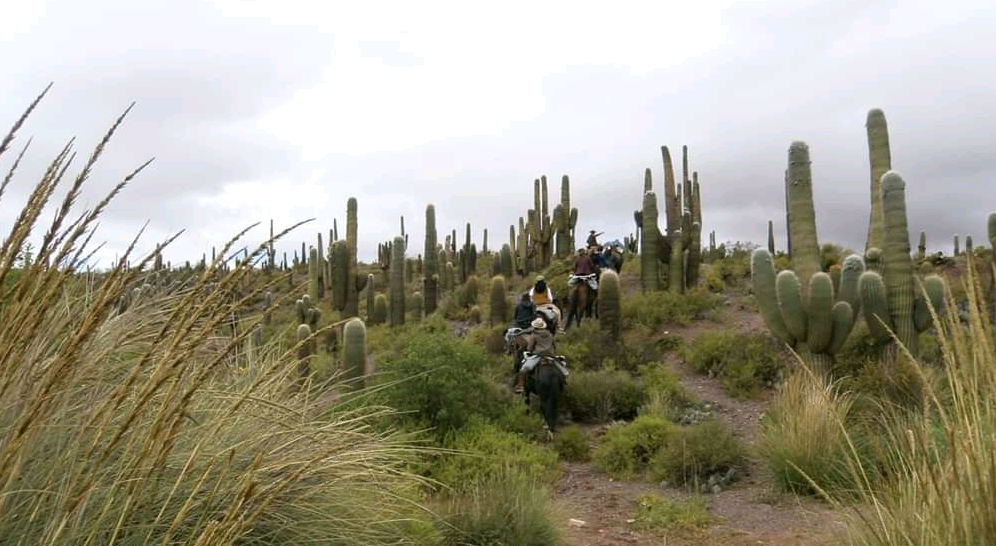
[
  {"left": 515, "top": 317, "right": 568, "bottom": 393},
  {"left": 530, "top": 276, "right": 562, "bottom": 333},
  {"left": 566, "top": 248, "right": 599, "bottom": 326}
]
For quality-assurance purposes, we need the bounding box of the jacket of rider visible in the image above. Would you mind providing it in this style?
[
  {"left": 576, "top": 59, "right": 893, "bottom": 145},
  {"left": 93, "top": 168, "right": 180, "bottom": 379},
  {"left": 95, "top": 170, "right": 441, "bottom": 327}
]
[
  {"left": 514, "top": 300, "right": 536, "bottom": 327},
  {"left": 573, "top": 254, "right": 596, "bottom": 276},
  {"left": 527, "top": 328, "right": 556, "bottom": 357}
]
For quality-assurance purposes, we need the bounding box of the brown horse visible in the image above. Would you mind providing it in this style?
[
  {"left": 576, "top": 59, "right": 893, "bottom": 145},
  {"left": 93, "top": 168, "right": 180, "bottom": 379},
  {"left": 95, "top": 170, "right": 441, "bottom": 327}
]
[{"left": 565, "top": 274, "right": 597, "bottom": 329}]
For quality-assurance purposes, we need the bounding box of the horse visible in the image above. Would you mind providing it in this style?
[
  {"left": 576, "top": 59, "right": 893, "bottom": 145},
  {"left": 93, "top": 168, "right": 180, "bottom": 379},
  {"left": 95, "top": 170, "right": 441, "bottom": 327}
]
[
  {"left": 565, "top": 273, "right": 597, "bottom": 329},
  {"left": 605, "top": 247, "right": 624, "bottom": 273},
  {"left": 525, "top": 356, "right": 566, "bottom": 438}
]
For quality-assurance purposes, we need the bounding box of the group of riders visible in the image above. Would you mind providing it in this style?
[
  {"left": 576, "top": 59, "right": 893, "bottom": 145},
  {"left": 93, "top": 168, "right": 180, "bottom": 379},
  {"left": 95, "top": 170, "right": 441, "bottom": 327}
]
[{"left": 505, "top": 230, "right": 624, "bottom": 394}]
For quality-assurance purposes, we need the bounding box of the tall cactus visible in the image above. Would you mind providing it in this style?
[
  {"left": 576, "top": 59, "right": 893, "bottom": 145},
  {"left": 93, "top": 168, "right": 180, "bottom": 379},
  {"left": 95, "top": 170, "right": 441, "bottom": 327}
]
[
  {"left": 858, "top": 171, "right": 945, "bottom": 358},
  {"left": 500, "top": 243, "right": 513, "bottom": 279},
  {"left": 768, "top": 220, "right": 775, "bottom": 255},
  {"left": 598, "top": 269, "right": 621, "bottom": 340},
  {"left": 865, "top": 108, "right": 892, "bottom": 252},
  {"left": 342, "top": 318, "right": 367, "bottom": 388},
  {"left": 424, "top": 204, "right": 439, "bottom": 314},
  {"left": 308, "top": 246, "right": 319, "bottom": 301},
  {"left": 751, "top": 141, "right": 865, "bottom": 370},
  {"left": 554, "top": 174, "right": 578, "bottom": 258},
  {"left": 389, "top": 235, "right": 406, "bottom": 326},
  {"left": 366, "top": 273, "right": 375, "bottom": 322},
  {"left": 640, "top": 190, "right": 664, "bottom": 291},
  {"left": 330, "top": 197, "right": 367, "bottom": 318}
]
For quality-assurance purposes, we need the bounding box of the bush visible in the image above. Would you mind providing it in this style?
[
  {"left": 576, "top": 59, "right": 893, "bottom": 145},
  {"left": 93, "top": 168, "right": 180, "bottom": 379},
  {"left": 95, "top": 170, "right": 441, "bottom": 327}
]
[
  {"left": 565, "top": 369, "right": 646, "bottom": 423},
  {"left": 553, "top": 425, "right": 591, "bottom": 462},
  {"left": 436, "top": 472, "right": 565, "bottom": 546},
  {"left": 622, "top": 288, "right": 723, "bottom": 329},
  {"left": 592, "top": 415, "right": 680, "bottom": 479},
  {"left": 631, "top": 493, "right": 716, "bottom": 531},
  {"left": 648, "top": 418, "right": 746, "bottom": 487},
  {"left": 430, "top": 419, "right": 561, "bottom": 494},
  {"left": 375, "top": 331, "right": 505, "bottom": 438},
  {"left": 638, "top": 362, "right": 698, "bottom": 420},
  {"left": 757, "top": 370, "right": 876, "bottom": 497},
  {"left": 683, "top": 329, "right": 787, "bottom": 399}
]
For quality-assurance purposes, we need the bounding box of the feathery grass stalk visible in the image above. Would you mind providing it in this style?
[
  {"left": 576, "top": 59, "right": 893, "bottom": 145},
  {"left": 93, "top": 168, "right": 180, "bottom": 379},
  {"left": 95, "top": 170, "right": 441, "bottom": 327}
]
[{"left": 0, "top": 87, "right": 434, "bottom": 545}]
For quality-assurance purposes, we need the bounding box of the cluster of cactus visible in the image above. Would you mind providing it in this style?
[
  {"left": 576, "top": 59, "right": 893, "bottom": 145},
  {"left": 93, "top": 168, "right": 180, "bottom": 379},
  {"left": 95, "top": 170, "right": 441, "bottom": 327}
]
[
  {"left": 752, "top": 141, "right": 865, "bottom": 369},
  {"left": 295, "top": 294, "right": 323, "bottom": 375},
  {"left": 635, "top": 145, "right": 703, "bottom": 293}
]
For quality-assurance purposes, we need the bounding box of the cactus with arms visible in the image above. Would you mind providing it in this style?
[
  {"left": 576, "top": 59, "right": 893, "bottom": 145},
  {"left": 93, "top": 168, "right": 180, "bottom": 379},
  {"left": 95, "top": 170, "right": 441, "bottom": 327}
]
[{"left": 751, "top": 141, "right": 865, "bottom": 370}]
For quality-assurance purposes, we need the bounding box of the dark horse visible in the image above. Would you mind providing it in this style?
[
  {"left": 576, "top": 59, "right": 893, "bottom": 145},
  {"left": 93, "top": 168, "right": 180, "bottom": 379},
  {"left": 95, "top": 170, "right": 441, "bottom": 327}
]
[
  {"left": 504, "top": 329, "right": 566, "bottom": 437},
  {"left": 565, "top": 273, "right": 597, "bottom": 330}
]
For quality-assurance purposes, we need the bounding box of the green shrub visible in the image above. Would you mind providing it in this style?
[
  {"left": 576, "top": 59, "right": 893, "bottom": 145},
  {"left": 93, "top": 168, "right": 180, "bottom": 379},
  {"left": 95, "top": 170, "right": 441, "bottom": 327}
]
[
  {"left": 430, "top": 419, "right": 561, "bottom": 494},
  {"left": 631, "top": 493, "right": 716, "bottom": 531},
  {"left": 436, "top": 472, "right": 564, "bottom": 546},
  {"left": 638, "top": 362, "right": 698, "bottom": 419},
  {"left": 494, "top": 403, "right": 550, "bottom": 443},
  {"left": 565, "top": 369, "right": 646, "bottom": 423},
  {"left": 622, "top": 288, "right": 723, "bottom": 329},
  {"left": 376, "top": 331, "right": 505, "bottom": 438},
  {"left": 683, "top": 329, "right": 786, "bottom": 399},
  {"left": 758, "top": 370, "right": 877, "bottom": 497},
  {"left": 592, "top": 415, "right": 680, "bottom": 479},
  {"left": 553, "top": 425, "right": 591, "bottom": 462},
  {"left": 648, "top": 418, "right": 746, "bottom": 487}
]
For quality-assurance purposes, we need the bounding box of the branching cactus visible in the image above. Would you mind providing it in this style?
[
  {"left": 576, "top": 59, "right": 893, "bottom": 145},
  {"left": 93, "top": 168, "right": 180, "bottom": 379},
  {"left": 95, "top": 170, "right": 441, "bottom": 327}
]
[
  {"left": 389, "top": 235, "right": 406, "bottom": 326},
  {"left": 342, "top": 317, "right": 367, "bottom": 388},
  {"left": 858, "top": 171, "right": 946, "bottom": 359},
  {"left": 598, "top": 269, "right": 621, "bottom": 340},
  {"left": 751, "top": 141, "right": 866, "bottom": 370},
  {"left": 489, "top": 275, "right": 507, "bottom": 325}
]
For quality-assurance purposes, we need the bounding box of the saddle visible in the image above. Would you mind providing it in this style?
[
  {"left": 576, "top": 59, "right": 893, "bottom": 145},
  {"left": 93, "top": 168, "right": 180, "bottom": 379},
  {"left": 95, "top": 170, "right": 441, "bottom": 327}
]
[{"left": 568, "top": 273, "right": 599, "bottom": 290}]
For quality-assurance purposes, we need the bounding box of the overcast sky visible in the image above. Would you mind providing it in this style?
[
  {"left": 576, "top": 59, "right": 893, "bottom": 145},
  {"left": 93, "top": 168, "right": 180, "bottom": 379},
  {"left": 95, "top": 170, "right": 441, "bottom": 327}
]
[{"left": 1, "top": 0, "right": 993, "bottom": 268}]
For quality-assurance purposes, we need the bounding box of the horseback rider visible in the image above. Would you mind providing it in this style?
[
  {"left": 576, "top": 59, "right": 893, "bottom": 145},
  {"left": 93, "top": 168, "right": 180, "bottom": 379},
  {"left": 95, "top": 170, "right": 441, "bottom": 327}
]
[
  {"left": 586, "top": 230, "right": 602, "bottom": 248},
  {"left": 530, "top": 275, "right": 562, "bottom": 332},
  {"left": 568, "top": 248, "right": 597, "bottom": 287},
  {"left": 515, "top": 317, "right": 568, "bottom": 393},
  {"left": 513, "top": 292, "right": 535, "bottom": 329}
]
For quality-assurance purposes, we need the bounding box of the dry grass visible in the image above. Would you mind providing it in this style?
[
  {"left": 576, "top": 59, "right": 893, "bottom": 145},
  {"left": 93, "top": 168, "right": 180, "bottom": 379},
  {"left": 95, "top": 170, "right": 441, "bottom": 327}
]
[{"left": 0, "top": 87, "right": 434, "bottom": 545}]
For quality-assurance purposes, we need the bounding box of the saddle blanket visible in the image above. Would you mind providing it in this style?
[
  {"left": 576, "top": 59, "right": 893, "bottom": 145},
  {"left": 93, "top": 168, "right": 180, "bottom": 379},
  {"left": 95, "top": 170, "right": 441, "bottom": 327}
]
[
  {"left": 567, "top": 274, "right": 598, "bottom": 290},
  {"left": 521, "top": 352, "right": 569, "bottom": 377}
]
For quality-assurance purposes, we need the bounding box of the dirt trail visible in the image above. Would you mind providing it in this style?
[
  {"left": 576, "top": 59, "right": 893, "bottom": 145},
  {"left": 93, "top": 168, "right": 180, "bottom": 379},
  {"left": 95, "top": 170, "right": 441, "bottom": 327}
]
[{"left": 553, "top": 293, "right": 851, "bottom": 546}]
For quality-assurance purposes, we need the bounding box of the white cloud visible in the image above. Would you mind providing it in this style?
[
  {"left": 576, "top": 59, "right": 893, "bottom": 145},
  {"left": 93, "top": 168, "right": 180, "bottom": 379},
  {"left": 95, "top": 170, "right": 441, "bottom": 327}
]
[{"left": 250, "top": 0, "right": 734, "bottom": 158}]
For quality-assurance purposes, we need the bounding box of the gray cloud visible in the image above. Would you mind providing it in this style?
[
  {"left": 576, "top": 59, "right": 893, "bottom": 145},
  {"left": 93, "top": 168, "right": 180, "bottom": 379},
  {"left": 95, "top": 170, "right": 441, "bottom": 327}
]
[{"left": 2, "top": 0, "right": 993, "bottom": 268}]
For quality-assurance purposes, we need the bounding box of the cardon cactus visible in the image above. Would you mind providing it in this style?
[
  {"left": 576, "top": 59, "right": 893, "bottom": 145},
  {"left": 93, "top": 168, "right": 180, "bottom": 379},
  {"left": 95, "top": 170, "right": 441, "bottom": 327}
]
[
  {"left": 329, "top": 197, "right": 368, "bottom": 318},
  {"left": 412, "top": 291, "right": 424, "bottom": 322},
  {"left": 865, "top": 108, "right": 892, "bottom": 252},
  {"left": 365, "top": 273, "right": 375, "bottom": 322},
  {"left": 751, "top": 141, "right": 866, "bottom": 370},
  {"left": 640, "top": 190, "right": 664, "bottom": 291},
  {"left": 342, "top": 317, "right": 367, "bottom": 387},
  {"left": 554, "top": 174, "right": 578, "bottom": 258},
  {"left": 308, "top": 246, "right": 320, "bottom": 301},
  {"left": 296, "top": 324, "right": 313, "bottom": 378},
  {"left": 389, "top": 235, "right": 406, "bottom": 326},
  {"left": 858, "top": 171, "right": 946, "bottom": 358},
  {"left": 597, "top": 269, "right": 621, "bottom": 340},
  {"left": 500, "top": 243, "right": 513, "bottom": 279},
  {"left": 489, "top": 275, "right": 507, "bottom": 325},
  {"left": 372, "top": 294, "right": 388, "bottom": 324}
]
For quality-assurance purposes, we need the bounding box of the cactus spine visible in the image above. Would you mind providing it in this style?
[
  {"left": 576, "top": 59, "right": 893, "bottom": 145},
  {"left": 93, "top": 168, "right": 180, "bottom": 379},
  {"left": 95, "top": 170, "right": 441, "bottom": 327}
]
[
  {"left": 598, "top": 269, "right": 621, "bottom": 340},
  {"left": 342, "top": 318, "right": 367, "bottom": 387},
  {"left": 389, "top": 235, "right": 406, "bottom": 326},
  {"left": 489, "top": 275, "right": 507, "bottom": 326},
  {"left": 858, "top": 171, "right": 946, "bottom": 358}
]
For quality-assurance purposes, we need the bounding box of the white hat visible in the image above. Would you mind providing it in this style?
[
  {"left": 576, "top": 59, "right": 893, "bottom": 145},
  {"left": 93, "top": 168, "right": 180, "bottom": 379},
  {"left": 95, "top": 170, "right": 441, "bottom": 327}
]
[{"left": 531, "top": 317, "right": 547, "bottom": 330}]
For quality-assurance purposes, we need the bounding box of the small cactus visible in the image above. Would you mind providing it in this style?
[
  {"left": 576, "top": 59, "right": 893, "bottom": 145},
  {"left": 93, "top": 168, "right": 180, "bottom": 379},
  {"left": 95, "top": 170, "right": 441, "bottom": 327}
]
[
  {"left": 296, "top": 324, "right": 313, "bottom": 378},
  {"left": 372, "top": 294, "right": 388, "bottom": 325},
  {"left": 424, "top": 204, "right": 439, "bottom": 314},
  {"left": 412, "top": 291, "right": 424, "bottom": 322}
]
